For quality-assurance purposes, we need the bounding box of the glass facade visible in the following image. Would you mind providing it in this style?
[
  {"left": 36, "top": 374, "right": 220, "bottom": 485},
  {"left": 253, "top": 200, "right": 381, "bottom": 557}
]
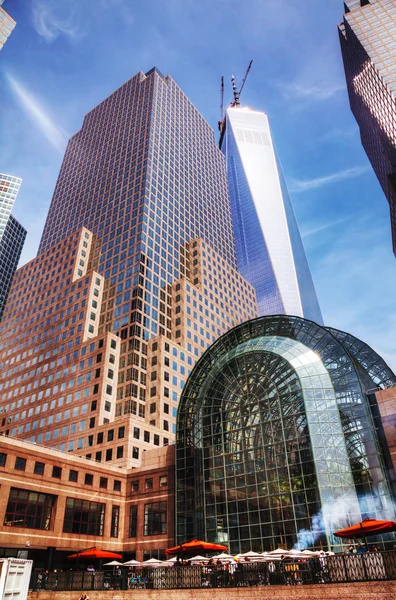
[
  {"left": 221, "top": 107, "right": 322, "bottom": 323},
  {"left": 0, "top": 214, "right": 26, "bottom": 319},
  {"left": 339, "top": 0, "right": 396, "bottom": 255},
  {"left": 0, "top": 3, "right": 16, "bottom": 52},
  {"left": 176, "top": 315, "right": 396, "bottom": 552}
]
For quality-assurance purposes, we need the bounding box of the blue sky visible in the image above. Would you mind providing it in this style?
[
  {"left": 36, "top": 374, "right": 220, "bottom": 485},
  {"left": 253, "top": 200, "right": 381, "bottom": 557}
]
[{"left": 1, "top": 0, "right": 396, "bottom": 369}]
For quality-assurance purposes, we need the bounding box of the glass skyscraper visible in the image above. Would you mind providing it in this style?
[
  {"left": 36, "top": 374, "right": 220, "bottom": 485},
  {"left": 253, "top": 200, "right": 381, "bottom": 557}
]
[
  {"left": 0, "top": 173, "right": 26, "bottom": 319},
  {"left": 0, "top": 0, "right": 16, "bottom": 51},
  {"left": 339, "top": 0, "right": 396, "bottom": 256},
  {"left": 221, "top": 106, "right": 323, "bottom": 323},
  {"left": 0, "top": 68, "right": 256, "bottom": 462}
]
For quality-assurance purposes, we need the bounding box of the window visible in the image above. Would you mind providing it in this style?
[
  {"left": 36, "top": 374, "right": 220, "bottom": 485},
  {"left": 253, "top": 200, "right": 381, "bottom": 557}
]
[
  {"left": 4, "top": 488, "right": 56, "bottom": 531},
  {"left": 107, "top": 429, "right": 114, "bottom": 442},
  {"left": 34, "top": 462, "right": 45, "bottom": 475},
  {"left": 132, "top": 447, "right": 139, "bottom": 460},
  {"left": 106, "top": 449, "right": 113, "bottom": 461},
  {"left": 154, "top": 434, "right": 160, "bottom": 446},
  {"left": 144, "top": 502, "right": 167, "bottom": 536},
  {"left": 129, "top": 505, "right": 137, "bottom": 537},
  {"left": 97, "top": 432, "right": 104, "bottom": 444},
  {"left": 114, "top": 480, "right": 121, "bottom": 492},
  {"left": 52, "top": 466, "right": 62, "bottom": 479},
  {"left": 63, "top": 498, "right": 105, "bottom": 535},
  {"left": 150, "top": 403, "right": 156, "bottom": 413},
  {"left": 131, "top": 481, "right": 139, "bottom": 492},
  {"left": 133, "top": 427, "right": 140, "bottom": 439},
  {"left": 69, "top": 470, "right": 78, "bottom": 483},
  {"left": 145, "top": 478, "right": 153, "bottom": 490},
  {"left": 85, "top": 473, "right": 93, "bottom": 486},
  {"left": 144, "top": 431, "right": 150, "bottom": 443},
  {"left": 116, "top": 446, "right": 124, "bottom": 459},
  {"left": 118, "top": 426, "right": 125, "bottom": 439},
  {"left": 0, "top": 453, "right": 7, "bottom": 467},
  {"left": 99, "top": 477, "right": 108, "bottom": 489},
  {"left": 111, "top": 505, "right": 120, "bottom": 537},
  {"left": 15, "top": 457, "right": 26, "bottom": 471},
  {"left": 160, "top": 475, "right": 168, "bottom": 487}
]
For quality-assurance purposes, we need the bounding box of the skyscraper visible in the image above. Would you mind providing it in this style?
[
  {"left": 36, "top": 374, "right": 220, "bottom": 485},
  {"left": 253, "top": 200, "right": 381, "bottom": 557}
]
[
  {"left": 0, "top": 214, "right": 26, "bottom": 319},
  {"left": 0, "top": 0, "right": 16, "bottom": 51},
  {"left": 0, "top": 68, "right": 257, "bottom": 463},
  {"left": 339, "top": 0, "right": 396, "bottom": 255},
  {"left": 0, "top": 173, "right": 26, "bottom": 319},
  {"left": 220, "top": 105, "right": 323, "bottom": 323}
]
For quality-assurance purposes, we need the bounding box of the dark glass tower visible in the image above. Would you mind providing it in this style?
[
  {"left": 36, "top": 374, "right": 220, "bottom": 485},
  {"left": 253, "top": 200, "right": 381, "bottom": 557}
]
[
  {"left": 36, "top": 67, "right": 256, "bottom": 438},
  {"left": 0, "top": 214, "right": 26, "bottom": 319},
  {"left": 339, "top": 0, "right": 396, "bottom": 255}
]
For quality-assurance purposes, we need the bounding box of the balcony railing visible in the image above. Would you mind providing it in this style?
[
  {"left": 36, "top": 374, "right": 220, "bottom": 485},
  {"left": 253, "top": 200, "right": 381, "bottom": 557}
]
[{"left": 30, "top": 550, "right": 396, "bottom": 591}]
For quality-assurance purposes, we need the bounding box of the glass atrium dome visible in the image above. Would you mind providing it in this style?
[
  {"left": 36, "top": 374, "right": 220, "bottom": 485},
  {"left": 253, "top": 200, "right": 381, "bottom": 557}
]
[{"left": 176, "top": 316, "right": 396, "bottom": 552}]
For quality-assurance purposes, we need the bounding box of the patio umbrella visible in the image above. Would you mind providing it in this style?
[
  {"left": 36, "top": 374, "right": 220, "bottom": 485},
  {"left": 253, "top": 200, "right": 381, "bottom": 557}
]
[
  {"left": 141, "top": 558, "right": 164, "bottom": 567},
  {"left": 238, "top": 551, "right": 267, "bottom": 562},
  {"left": 211, "top": 552, "right": 235, "bottom": 562},
  {"left": 268, "top": 548, "right": 293, "bottom": 558},
  {"left": 67, "top": 547, "right": 122, "bottom": 560},
  {"left": 335, "top": 517, "right": 396, "bottom": 538},
  {"left": 188, "top": 555, "right": 210, "bottom": 564},
  {"left": 103, "top": 560, "right": 123, "bottom": 566},
  {"left": 123, "top": 559, "right": 141, "bottom": 566},
  {"left": 165, "top": 539, "right": 227, "bottom": 556}
]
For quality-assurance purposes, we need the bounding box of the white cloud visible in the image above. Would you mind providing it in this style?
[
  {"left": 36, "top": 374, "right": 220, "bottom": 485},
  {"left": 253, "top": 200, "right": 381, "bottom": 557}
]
[
  {"left": 312, "top": 215, "right": 396, "bottom": 371},
  {"left": 32, "top": 0, "right": 84, "bottom": 43},
  {"left": 289, "top": 165, "right": 369, "bottom": 192},
  {"left": 284, "top": 81, "right": 345, "bottom": 101},
  {"left": 301, "top": 215, "right": 353, "bottom": 238},
  {"left": 5, "top": 73, "right": 69, "bottom": 153}
]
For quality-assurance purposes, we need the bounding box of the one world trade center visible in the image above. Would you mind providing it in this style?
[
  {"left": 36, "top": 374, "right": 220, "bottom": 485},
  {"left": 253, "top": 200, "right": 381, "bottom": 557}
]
[{"left": 220, "top": 80, "right": 323, "bottom": 324}]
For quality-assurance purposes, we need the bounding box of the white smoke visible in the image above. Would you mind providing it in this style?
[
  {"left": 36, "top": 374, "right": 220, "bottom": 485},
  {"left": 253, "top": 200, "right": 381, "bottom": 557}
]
[{"left": 294, "top": 493, "right": 396, "bottom": 550}]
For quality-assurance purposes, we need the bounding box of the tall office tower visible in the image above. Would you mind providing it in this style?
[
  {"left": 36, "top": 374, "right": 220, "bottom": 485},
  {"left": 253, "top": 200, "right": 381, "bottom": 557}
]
[
  {"left": 0, "top": 215, "right": 26, "bottom": 319},
  {"left": 0, "top": 68, "right": 257, "bottom": 465},
  {"left": 220, "top": 106, "right": 323, "bottom": 323},
  {"left": 0, "top": 0, "right": 16, "bottom": 51},
  {"left": 0, "top": 174, "right": 25, "bottom": 319},
  {"left": 339, "top": 0, "right": 396, "bottom": 255}
]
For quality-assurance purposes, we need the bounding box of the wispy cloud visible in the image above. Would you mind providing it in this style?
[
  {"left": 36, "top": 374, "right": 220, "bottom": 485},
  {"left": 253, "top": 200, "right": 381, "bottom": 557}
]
[
  {"left": 289, "top": 165, "right": 369, "bottom": 192},
  {"left": 5, "top": 73, "right": 69, "bottom": 153},
  {"left": 302, "top": 215, "right": 353, "bottom": 238},
  {"left": 284, "top": 80, "right": 345, "bottom": 101},
  {"left": 32, "top": 0, "right": 84, "bottom": 43}
]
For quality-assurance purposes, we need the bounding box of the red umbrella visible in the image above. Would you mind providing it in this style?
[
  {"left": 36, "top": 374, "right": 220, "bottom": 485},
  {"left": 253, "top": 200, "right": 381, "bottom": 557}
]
[
  {"left": 335, "top": 518, "right": 396, "bottom": 538},
  {"left": 165, "top": 539, "right": 227, "bottom": 556},
  {"left": 67, "top": 547, "right": 122, "bottom": 560}
]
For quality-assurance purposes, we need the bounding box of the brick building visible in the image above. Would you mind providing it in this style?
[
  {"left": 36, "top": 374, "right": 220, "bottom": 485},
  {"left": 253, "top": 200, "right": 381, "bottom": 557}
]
[{"left": 0, "top": 436, "right": 174, "bottom": 568}]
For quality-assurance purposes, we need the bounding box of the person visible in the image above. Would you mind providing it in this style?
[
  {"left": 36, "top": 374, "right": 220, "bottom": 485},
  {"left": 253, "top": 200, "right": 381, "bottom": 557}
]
[
  {"left": 356, "top": 543, "right": 367, "bottom": 554},
  {"left": 347, "top": 545, "right": 356, "bottom": 554},
  {"left": 78, "top": 595, "right": 89, "bottom": 600},
  {"left": 86, "top": 565, "right": 95, "bottom": 572}
]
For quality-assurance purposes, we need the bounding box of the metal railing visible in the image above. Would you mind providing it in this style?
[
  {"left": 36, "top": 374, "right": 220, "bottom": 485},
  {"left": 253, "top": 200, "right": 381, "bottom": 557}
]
[{"left": 29, "top": 550, "right": 396, "bottom": 591}]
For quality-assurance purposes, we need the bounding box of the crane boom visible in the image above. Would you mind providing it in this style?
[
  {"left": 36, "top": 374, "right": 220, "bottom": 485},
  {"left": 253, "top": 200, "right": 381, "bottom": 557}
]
[{"left": 239, "top": 59, "right": 253, "bottom": 97}]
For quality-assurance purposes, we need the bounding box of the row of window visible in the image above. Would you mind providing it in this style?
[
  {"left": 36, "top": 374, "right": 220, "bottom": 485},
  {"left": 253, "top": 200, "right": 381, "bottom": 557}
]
[
  {"left": 4, "top": 487, "right": 167, "bottom": 538},
  {"left": 0, "top": 453, "right": 122, "bottom": 491}
]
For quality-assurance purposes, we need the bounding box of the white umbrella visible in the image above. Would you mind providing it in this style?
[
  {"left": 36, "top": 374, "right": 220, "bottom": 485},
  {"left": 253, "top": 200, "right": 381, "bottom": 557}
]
[
  {"left": 300, "top": 549, "right": 320, "bottom": 557},
  {"left": 142, "top": 558, "right": 164, "bottom": 567},
  {"left": 104, "top": 560, "right": 123, "bottom": 566},
  {"left": 161, "top": 557, "right": 178, "bottom": 567},
  {"left": 123, "top": 559, "right": 141, "bottom": 566},
  {"left": 268, "top": 548, "right": 293, "bottom": 558},
  {"left": 211, "top": 552, "right": 235, "bottom": 562},
  {"left": 188, "top": 555, "right": 210, "bottom": 564},
  {"left": 238, "top": 551, "right": 267, "bottom": 562}
]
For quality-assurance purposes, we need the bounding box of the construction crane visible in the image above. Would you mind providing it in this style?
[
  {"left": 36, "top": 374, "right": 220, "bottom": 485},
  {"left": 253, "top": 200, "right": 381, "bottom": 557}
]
[
  {"left": 218, "top": 76, "right": 224, "bottom": 132},
  {"left": 218, "top": 60, "right": 253, "bottom": 143}
]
